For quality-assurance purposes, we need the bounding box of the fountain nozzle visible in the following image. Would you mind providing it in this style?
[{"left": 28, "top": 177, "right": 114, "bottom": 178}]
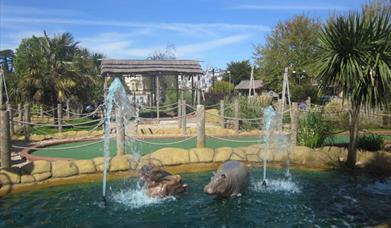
[{"left": 262, "top": 179, "right": 267, "bottom": 187}]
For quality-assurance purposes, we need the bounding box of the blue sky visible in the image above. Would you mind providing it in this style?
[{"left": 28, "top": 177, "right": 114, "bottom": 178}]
[{"left": 0, "top": 0, "right": 366, "bottom": 68}]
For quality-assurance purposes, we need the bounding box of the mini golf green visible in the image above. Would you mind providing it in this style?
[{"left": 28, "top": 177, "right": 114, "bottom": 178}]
[
  {"left": 31, "top": 134, "right": 391, "bottom": 160},
  {"left": 32, "top": 137, "right": 262, "bottom": 159}
]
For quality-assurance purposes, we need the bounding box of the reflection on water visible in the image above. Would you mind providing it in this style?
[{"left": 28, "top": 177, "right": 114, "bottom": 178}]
[{"left": 0, "top": 168, "right": 390, "bottom": 227}]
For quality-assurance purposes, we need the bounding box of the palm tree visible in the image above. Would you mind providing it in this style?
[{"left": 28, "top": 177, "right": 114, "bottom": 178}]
[
  {"left": 314, "top": 11, "right": 391, "bottom": 168},
  {"left": 36, "top": 31, "right": 79, "bottom": 105}
]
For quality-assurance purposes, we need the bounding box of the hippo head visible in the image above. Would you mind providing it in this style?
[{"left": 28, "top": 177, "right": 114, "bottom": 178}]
[
  {"left": 203, "top": 172, "right": 229, "bottom": 197},
  {"left": 138, "top": 164, "right": 171, "bottom": 183}
]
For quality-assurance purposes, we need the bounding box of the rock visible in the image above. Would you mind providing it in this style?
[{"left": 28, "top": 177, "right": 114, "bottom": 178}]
[
  {"left": 21, "top": 160, "right": 51, "bottom": 175},
  {"left": 21, "top": 175, "right": 35, "bottom": 184},
  {"left": 290, "top": 146, "right": 315, "bottom": 165},
  {"left": 213, "top": 147, "right": 233, "bottom": 162},
  {"left": 33, "top": 172, "right": 52, "bottom": 182},
  {"left": 74, "top": 160, "right": 96, "bottom": 174},
  {"left": 230, "top": 148, "right": 247, "bottom": 161},
  {"left": 150, "top": 148, "right": 189, "bottom": 165},
  {"left": 51, "top": 161, "right": 78, "bottom": 178},
  {"left": 0, "top": 168, "right": 21, "bottom": 185},
  {"left": 110, "top": 155, "right": 130, "bottom": 172},
  {"left": 93, "top": 157, "right": 110, "bottom": 172},
  {"left": 189, "top": 148, "right": 214, "bottom": 163},
  {"left": 245, "top": 146, "right": 261, "bottom": 162}
]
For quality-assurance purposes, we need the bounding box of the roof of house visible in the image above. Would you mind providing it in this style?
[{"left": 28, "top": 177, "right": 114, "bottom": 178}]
[
  {"left": 101, "top": 59, "right": 202, "bottom": 76},
  {"left": 235, "top": 80, "right": 264, "bottom": 90}
]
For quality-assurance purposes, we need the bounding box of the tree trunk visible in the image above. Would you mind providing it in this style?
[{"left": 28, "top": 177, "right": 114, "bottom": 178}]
[{"left": 347, "top": 105, "right": 360, "bottom": 169}]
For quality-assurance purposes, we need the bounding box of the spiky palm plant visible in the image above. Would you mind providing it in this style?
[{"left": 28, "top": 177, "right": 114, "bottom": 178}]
[{"left": 314, "top": 11, "right": 391, "bottom": 168}]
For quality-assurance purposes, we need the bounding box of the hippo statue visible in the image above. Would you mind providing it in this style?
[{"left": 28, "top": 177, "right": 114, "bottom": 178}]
[
  {"left": 204, "top": 161, "right": 249, "bottom": 198},
  {"left": 138, "top": 164, "right": 188, "bottom": 197}
]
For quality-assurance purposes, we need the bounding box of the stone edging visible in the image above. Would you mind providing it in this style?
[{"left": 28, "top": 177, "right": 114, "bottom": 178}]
[{"left": 2, "top": 144, "right": 390, "bottom": 197}]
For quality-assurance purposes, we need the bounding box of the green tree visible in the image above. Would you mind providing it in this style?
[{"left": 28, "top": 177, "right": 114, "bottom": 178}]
[
  {"left": 211, "top": 80, "right": 235, "bottom": 94},
  {"left": 14, "top": 31, "right": 103, "bottom": 107},
  {"left": 14, "top": 37, "right": 49, "bottom": 104},
  {"left": 313, "top": 11, "right": 391, "bottom": 168},
  {"left": 254, "top": 15, "right": 320, "bottom": 97},
  {"left": 223, "top": 60, "right": 252, "bottom": 85}
]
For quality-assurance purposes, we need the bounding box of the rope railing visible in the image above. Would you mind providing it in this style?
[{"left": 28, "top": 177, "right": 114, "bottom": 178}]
[
  {"left": 13, "top": 118, "right": 103, "bottom": 127},
  {"left": 134, "top": 136, "right": 196, "bottom": 145},
  {"left": 206, "top": 135, "right": 261, "bottom": 143},
  {"left": 142, "top": 102, "right": 178, "bottom": 109},
  {"left": 11, "top": 139, "right": 107, "bottom": 151}
]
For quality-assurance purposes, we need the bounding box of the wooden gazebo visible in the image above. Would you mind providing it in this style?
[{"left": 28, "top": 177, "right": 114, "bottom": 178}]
[{"left": 101, "top": 59, "right": 203, "bottom": 106}]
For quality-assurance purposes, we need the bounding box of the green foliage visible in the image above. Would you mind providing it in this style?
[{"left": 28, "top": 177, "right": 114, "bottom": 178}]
[
  {"left": 313, "top": 9, "right": 391, "bottom": 167},
  {"left": 357, "top": 134, "right": 384, "bottom": 151},
  {"left": 225, "top": 96, "right": 271, "bottom": 130},
  {"left": 298, "top": 110, "right": 331, "bottom": 148},
  {"left": 211, "top": 80, "right": 234, "bottom": 94},
  {"left": 223, "top": 60, "right": 252, "bottom": 85},
  {"left": 14, "top": 31, "right": 103, "bottom": 107},
  {"left": 290, "top": 84, "right": 318, "bottom": 102},
  {"left": 254, "top": 15, "right": 321, "bottom": 93}
]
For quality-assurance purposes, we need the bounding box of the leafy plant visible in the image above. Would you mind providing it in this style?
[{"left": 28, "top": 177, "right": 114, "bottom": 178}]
[
  {"left": 357, "top": 134, "right": 384, "bottom": 151},
  {"left": 298, "top": 110, "right": 331, "bottom": 148}
]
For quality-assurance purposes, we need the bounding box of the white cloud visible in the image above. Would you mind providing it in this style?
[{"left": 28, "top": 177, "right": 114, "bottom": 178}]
[
  {"left": 176, "top": 34, "right": 251, "bottom": 56},
  {"left": 2, "top": 17, "right": 270, "bottom": 35},
  {"left": 233, "top": 3, "right": 347, "bottom": 11},
  {"left": 79, "top": 33, "right": 252, "bottom": 59}
]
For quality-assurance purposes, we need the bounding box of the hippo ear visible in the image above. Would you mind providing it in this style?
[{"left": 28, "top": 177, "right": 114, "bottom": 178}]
[{"left": 221, "top": 173, "right": 226, "bottom": 178}]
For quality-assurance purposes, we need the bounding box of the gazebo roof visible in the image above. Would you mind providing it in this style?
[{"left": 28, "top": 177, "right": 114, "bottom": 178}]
[
  {"left": 101, "top": 59, "right": 202, "bottom": 76},
  {"left": 235, "top": 80, "right": 264, "bottom": 90}
]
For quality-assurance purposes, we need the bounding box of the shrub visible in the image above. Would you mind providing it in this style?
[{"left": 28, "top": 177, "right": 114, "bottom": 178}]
[
  {"left": 225, "top": 96, "right": 272, "bottom": 130},
  {"left": 211, "top": 81, "right": 234, "bottom": 94},
  {"left": 357, "top": 134, "right": 384, "bottom": 151},
  {"left": 298, "top": 110, "right": 331, "bottom": 148}
]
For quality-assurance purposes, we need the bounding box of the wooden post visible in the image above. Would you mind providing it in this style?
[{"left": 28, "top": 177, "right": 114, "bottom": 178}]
[
  {"left": 234, "top": 98, "right": 240, "bottom": 134},
  {"left": 220, "top": 100, "right": 225, "bottom": 128},
  {"left": 156, "top": 75, "right": 160, "bottom": 122},
  {"left": 0, "top": 110, "right": 11, "bottom": 168},
  {"left": 7, "top": 104, "right": 13, "bottom": 136},
  {"left": 290, "top": 102, "right": 299, "bottom": 146},
  {"left": 57, "top": 103, "right": 62, "bottom": 133},
  {"left": 0, "top": 71, "right": 3, "bottom": 110},
  {"left": 182, "top": 99, "right": 187, "bottom": 135},
  {"left": 18, "top": 104, "right": 23, "bottom": 127},
  {"left": 116, "top": 108, "right": 125, "bottom": 156},
  {"left": 40, "top": 105, "right": 44, "bottom": 118},
  {"left": 197, "top": 105, "right": 205, "bottom": 148},
  {"left": 177, "top": 99, "right": 182, "bottom": 129},
  {"left": 305, "top": 97, "right": 311, "bottom": 110},
  {"left": 24, "top": 103, "right": 30, "bottom": 142},
  {"left": 66, "top": 99, "right": 70, "bottom": 119}
]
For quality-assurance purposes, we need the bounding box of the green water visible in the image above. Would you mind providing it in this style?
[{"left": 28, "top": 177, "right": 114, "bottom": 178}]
[
  {"left": 0, "top": 168, "right": 390, "bottom": 227},
  {"left": 32, "top": 137, "right": 261, "bottom": 159}
]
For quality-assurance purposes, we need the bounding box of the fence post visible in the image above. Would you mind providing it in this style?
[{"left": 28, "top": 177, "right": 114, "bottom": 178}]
[
  {"left": 18, "top": 103, "right": 23, "bottom": 127},
  {"left": 290, "top": 102, "right": 299, "bottom": 146},
  {"left": 66, "top": 99, "right": 70, "bottom": 119},
  {"left": 305, "top": 97, "right": 311, "bottom": 110},
  {"left": 156, "top": 76, "right": 160, "bottom": 123},
  {"left": 7, "top": 104, "right": 14, "bottom": 136},
  {"left": 197, "top": 105, "right": 205, "bottom": 148},
  {"left": 40, "top": 105, "right": 44, "bottom": 118},
  {"left": 182, "top": 99, "right": 187, "bottom": 135},
  {"left": 177, "top": 99, "right": 182, "bottom": 129},
  {"left": 234, "top": 98, "right": 240, "bottom": 134},
  {"left": 220, "top": 100, "right": 225, "bottom": 128},
  {"left": 24, "top": 103, "right": 31, "bottom": 142},
  {"left": 0, "top": 110, "right": 11, "bottom": 168},
  {"left": 57, "top": 103, "right": 62, "bottom": 133},
  {"left": 116, "top": 108, "right": 125, "bottom": 156}
]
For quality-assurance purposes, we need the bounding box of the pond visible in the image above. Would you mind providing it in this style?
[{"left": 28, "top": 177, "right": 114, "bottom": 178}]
[{"left": 1, "top": 168, "right": 390, "bottom": 227}]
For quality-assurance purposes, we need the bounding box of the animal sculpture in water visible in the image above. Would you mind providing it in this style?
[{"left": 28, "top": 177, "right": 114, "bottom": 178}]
[
  {"left": 204, "top": 161, "right": 249, "bottom": 198},
  {"left": 138, "top": 164, "right": 188, "bottom": 197}
]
